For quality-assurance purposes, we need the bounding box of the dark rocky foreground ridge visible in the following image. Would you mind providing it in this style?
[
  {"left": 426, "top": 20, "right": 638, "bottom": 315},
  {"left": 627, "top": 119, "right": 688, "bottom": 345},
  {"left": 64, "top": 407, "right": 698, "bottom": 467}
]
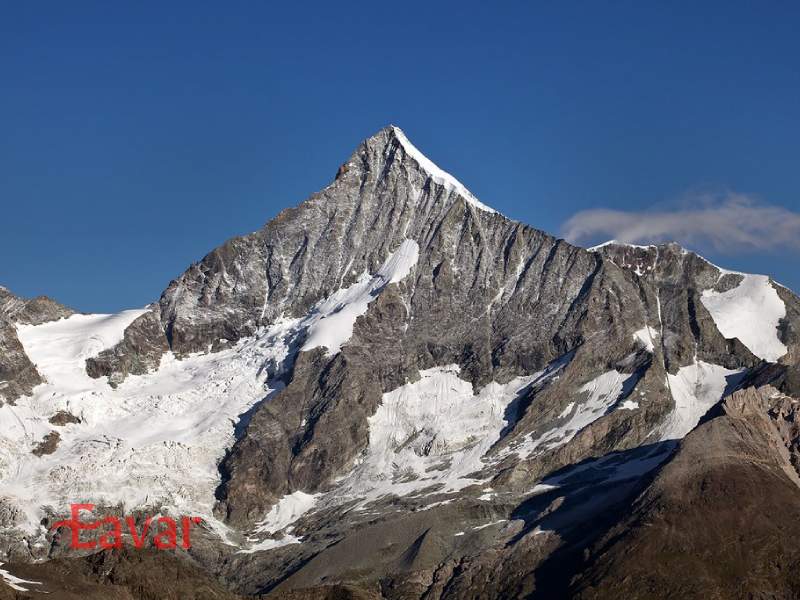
[
  {"left": 2, "top": 126, "right": 800, "bottom": 599},
  {"left": 572, "top": 385, "right": 800, "bottom": 599}
]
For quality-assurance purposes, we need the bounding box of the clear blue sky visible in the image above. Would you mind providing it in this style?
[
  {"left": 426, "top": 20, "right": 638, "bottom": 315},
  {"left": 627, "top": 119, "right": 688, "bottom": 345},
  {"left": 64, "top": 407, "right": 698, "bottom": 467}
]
[{"left": 2, "top": 1, "right": 798, "bottom": 312}]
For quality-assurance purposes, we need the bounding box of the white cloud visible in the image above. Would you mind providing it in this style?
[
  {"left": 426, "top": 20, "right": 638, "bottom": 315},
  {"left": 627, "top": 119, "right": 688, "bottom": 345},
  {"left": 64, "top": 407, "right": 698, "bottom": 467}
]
[{"left": 562, "top": 194, "right": 800, "bottom": 253}]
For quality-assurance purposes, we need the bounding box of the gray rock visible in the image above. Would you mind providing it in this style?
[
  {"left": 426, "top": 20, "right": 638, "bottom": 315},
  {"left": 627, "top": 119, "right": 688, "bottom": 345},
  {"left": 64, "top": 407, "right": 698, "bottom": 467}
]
[
  {"left": 85, "top": 307, "right": 169, "bottom": 386},
  {"left": 31, "top": 431, "right": 60, "bottom": 456},
  {"left": 48, "top": 410, "right": 82, "bottom": 426}
]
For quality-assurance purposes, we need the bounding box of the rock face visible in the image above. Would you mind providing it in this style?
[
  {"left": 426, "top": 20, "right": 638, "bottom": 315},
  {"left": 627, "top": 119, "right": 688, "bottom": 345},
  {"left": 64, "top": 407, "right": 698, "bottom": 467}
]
[
  {"left": 159, "top": 126, "right": 597, "bottom": 366},
  {"left": 2, "top": 126, "right": 800, "bottom": 599},
  {"left": 85, "top": 308, "right": 169, "bottom": 386},
  {"left": 590, "top": 242, "right": 765, "bottom": 371},
  {"left": 0, "top": 287, "right": 74, "bottom": 326},
  {"left": 30, "top": 431, "right": 60, "bottom": 456},
  {"left": 0, "top": 319, "right": 42, "bottom": 404}
]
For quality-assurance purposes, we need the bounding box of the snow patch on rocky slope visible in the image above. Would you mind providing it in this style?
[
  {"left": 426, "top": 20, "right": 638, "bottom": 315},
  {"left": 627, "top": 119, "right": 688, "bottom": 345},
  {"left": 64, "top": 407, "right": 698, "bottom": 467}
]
[
  {"left": 659, "top": 361, "right": 744, "bottom": 440},
  {"left": 237, "top": 491, "right": 320, "bottom": 554},
  {"left": 633, "top": 326, "right": 659, "bottom": 353},
  {"left": 238, "top": 365, "right": 542, "bottom": 551},
  {"left": 301, "top": 239, "right": 419, "bottom": 356},
  {"left": 0, "top": 562, "right": 42, "bottom": 592},
  {"left": 517, "top": 369, "right": 637, "bottom": 457},
  {"left": 701, "top": 274, "right": 787, "bottom": 362},
  {"left": 335, "top": 365, "right": 536, "bottom": 502},
  {"left": 255, "top": 491, "right": 319, "bottom": 535}
]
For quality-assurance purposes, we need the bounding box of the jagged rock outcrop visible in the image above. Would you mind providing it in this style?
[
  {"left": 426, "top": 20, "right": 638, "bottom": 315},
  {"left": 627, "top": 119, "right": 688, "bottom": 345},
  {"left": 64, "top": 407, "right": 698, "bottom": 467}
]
[
  {"left": 0, "top": 319, "right": 42, "bottom": 404},
  {"left": 85, "top": 308, "right": 169, "bottom": 386},
  {"left": 0, "top": 287, "right": 74, "bottom": 326},
  {"left": 210, "top": 128, "right": 630, "bottom": 524},
  {"left": 591, "top": 242, "right": 764, "bottom": 372}
]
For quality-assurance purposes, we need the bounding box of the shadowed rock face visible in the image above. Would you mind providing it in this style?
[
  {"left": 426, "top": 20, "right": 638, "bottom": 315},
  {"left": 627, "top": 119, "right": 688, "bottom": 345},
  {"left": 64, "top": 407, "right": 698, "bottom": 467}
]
[
  {"left": 4, "top": 127, "right": 800, "bottom": 599},
  {"left": 571, "top": 386, "right": 800, "bottom": 600}
]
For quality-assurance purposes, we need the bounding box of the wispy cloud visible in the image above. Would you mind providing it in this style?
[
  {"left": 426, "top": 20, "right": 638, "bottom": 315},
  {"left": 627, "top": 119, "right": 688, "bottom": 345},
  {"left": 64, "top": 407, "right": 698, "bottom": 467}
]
[{"left": 561, "top": 193, "right": 800, "bottom": 253}]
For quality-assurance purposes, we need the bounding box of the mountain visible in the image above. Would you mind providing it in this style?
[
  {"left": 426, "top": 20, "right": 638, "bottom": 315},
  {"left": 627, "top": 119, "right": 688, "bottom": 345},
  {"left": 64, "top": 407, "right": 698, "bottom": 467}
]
[{"left": 1, "top": 126, "right": 799, "bottom": 599}]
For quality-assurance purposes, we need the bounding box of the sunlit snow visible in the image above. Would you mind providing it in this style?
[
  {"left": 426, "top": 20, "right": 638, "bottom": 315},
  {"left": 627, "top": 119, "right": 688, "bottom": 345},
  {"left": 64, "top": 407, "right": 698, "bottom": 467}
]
[
  {"left": 701, "top": 274, "right": 787, "bottom": 362},
  {"left": 237, "top": 491, "right": 320, "bottom": 554},
  {"left": 1, "top": 239, "right": 424, "bottom": 551},
  {"left": 3, "top": 310, "right": 301, "bottom": 541},
  {"left": 254, "top": 491, "right": 319, "bottom": 535},
  {"left": 391, "top": 126, "right": 498, "bottom": 214},
  {"left": 238, "top": 365, "right": 542, "bottom": 551},
  {"left": 659, "top": 360, "right": 744, "bottom": 440},
  {"left": 331, "top": 365, "right": 537, "bottom": 503},
  {"left": 301, "top": 239, "right": 419, "bottom": 356},
  {"left": 516, "top": 369, "right": 637, "bottom": 457},
  {"left": 632, "top": 326, "right": 659, "bottom": 353}
]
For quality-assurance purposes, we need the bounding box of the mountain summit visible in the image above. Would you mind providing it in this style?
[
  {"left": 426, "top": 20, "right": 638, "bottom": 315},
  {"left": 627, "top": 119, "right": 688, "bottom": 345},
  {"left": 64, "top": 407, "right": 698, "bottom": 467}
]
[
  {"left": 1, "top": 127, "right": 799, "bottom": 599},
  {"left": 382, "top": 125, "right": 498, "bottom": 214}
]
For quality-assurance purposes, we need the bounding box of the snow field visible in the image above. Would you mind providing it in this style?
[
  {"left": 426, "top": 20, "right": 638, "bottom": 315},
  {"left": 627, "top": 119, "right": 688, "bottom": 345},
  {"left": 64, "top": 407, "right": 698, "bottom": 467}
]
[{"left": 701, "top": 274, "right": 787, "bottom": 362}]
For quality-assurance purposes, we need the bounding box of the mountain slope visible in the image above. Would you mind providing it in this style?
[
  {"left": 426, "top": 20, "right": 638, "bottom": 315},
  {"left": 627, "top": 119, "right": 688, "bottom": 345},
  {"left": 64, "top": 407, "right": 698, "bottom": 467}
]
[{"left": 572, "top": 385, "right": 800, "bottom": 599}]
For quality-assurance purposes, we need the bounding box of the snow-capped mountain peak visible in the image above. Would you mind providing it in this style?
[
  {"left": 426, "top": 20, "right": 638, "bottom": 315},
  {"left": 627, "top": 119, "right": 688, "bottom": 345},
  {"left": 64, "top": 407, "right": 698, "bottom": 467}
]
[{"left": 385, "top": 125, "right": 498, "bottom": 214}]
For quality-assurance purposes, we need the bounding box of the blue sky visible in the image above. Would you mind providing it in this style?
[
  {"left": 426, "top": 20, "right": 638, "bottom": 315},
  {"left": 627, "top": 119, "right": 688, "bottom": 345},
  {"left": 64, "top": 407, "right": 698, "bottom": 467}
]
[{"left": 2, "top": 1, "right": 798, "bottom": 312}]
